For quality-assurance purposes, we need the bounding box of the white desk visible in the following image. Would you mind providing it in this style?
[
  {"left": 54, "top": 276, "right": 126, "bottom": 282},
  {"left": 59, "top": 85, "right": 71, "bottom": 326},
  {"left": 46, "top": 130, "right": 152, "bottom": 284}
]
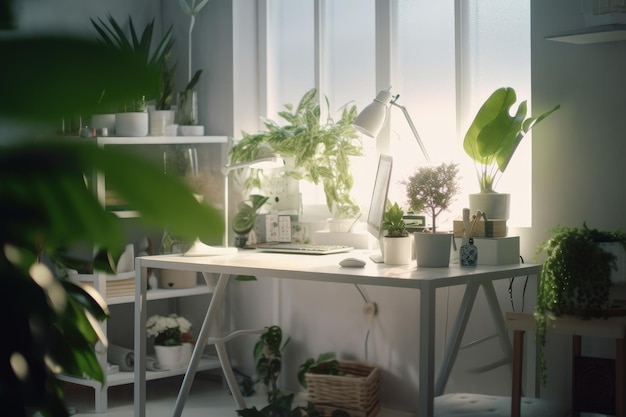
[{"left": 133, "top": 250, "right": 541, "bottom": 417}]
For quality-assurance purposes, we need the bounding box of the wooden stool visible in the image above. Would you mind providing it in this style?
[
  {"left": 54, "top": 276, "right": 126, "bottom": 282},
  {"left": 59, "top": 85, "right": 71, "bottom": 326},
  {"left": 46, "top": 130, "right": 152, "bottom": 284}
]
[{"left": 505, "top": 312, "right": 626, "bottom": 417}]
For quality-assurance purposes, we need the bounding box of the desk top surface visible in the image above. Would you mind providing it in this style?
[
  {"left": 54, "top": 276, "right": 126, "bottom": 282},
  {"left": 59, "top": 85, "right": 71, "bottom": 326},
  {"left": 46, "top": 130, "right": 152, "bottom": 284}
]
[{"left": 137, "top": 249, "right": 540, "bottom": 290}]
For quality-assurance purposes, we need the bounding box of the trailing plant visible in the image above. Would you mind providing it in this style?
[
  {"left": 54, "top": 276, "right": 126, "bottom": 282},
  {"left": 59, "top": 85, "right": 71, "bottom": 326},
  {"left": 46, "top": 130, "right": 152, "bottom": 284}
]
[
  {"left": 404, "top": 162, "right": 460, "bottom": 233},
  {"left": 534, "top": 223, "right": 626, "bottom": 385},
  {"left": 253, "top": 325, "right": 291, "bottom": 404},
  {"left": 382, "top": 202, "right": 409, "bottom": 237},
  {"left": 229, "top": 88, "right": 363, "bottom": 219},
  {"left": 297, "top": 352, "right": 342, "bottom": 389},
  {"left": 463, "top": 87, "right": 559, "bottom": 193},
  {"left": 91, "top": 14, "right": 174, "bottom": 112}
]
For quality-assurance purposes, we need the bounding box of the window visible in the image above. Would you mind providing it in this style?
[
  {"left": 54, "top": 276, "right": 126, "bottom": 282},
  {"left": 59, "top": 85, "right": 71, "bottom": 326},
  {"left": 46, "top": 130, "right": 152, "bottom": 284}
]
[{"left": 259, "top": 0, "right": 531, "bottom": 227}]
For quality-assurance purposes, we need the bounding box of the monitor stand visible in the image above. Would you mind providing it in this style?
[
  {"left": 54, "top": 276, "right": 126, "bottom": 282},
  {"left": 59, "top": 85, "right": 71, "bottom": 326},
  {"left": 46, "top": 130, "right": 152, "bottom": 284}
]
[{"left": 369, "top": 253, "right": 384, "bottom": 263}]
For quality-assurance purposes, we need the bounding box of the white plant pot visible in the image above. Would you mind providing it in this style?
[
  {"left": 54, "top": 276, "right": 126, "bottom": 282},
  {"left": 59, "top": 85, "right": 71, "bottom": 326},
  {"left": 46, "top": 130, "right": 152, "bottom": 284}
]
[
  {"left": 415, "top": 232, "right": 452, "bottom": 267},
  {"left": 178, "top": 125, "right": 205, "bottom": 136},
  {"left": 154, "top": 345, "right": 182, "bottom": 370},
  {"left": 328, "top": 218, "right": 357, "bottom": 233},
  {"left": 383, "top": 236, "right": 412, "bottom": 265},
  {"left": 469, "top": 192, "right": 511, "bottom": 220},
  {"left": 149, "top": 110, "right": 176, "bottom": 136},
  {"left": 115, "top": 112, "right": 149, "bottom": 137}
]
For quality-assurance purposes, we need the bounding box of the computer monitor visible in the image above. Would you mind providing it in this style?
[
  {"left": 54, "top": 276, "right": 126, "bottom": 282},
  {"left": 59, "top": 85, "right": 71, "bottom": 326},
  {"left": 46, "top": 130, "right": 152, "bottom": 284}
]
[{"left": 366, "top": 154, "right": 393, "bottom": 262}]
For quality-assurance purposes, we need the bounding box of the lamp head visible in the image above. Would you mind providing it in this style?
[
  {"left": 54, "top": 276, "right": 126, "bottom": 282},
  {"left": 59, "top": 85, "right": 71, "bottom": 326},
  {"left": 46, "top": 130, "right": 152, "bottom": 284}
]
[{"left": 353, "top": 89, "right": 394, "bottom": 138}]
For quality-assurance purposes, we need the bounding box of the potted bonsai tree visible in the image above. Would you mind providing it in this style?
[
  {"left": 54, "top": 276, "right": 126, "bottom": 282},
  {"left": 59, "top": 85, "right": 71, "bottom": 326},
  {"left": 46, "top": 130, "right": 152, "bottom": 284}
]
[
  {"left": 534, "top": 223, "right": 626, "bottom": 385},
  {"left": 405, "top": 162, "right": 460, "bottom": 267},
  {"left": 228, "top": 88, "right": 363, "bottom": 226},
  {"left": 381, "top": 202, "right": 411, "bottom": 264},
  {"left": 463, "top": 87, "right": 559, "bottom": 219}
]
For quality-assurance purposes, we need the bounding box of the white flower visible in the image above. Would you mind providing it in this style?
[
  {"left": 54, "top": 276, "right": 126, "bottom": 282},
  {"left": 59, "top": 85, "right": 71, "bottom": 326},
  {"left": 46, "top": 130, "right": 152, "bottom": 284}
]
[{"left": 146, "top": 314, "right": 191, "bottom": 338}]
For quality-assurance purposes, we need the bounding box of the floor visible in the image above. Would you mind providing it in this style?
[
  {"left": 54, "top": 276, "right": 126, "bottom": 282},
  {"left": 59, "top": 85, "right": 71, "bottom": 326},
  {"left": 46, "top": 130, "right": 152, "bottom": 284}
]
[{"left": 63, "top": 374, "right": 268, "bottom": 417}]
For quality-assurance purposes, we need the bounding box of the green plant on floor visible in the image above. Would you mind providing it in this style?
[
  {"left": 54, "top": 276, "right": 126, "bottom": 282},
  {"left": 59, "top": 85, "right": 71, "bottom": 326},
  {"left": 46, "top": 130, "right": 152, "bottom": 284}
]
[
  {"left": 0, "top": 30, "right": 222, "bottom": 416},
  {"left": 382, "top": 202, "right": 409, "bottom": 237},
  {"left": 463, "top": 87, "right": 560, "bottom": 193},
  {"left": 297, "top": 352, "right": 342, "bottom": 389},
  {"left": 534, "top": 223, "right": 626, "bottom": 385},
  {"left": 229, "top": 88, "right": 363, "bottom": 219},
  {"left": 253, "top": 325, "right": 291, "bottom": 403}
]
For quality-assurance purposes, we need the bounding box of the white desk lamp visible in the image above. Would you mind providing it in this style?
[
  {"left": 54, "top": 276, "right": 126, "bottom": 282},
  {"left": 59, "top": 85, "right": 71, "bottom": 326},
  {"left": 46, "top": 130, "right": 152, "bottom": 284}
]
[
  {"left": 354, "top": 88, "right": 431, "bottom": 163},
  {"left": 184, "top": 153, "right": 285, "bottom": 256}
]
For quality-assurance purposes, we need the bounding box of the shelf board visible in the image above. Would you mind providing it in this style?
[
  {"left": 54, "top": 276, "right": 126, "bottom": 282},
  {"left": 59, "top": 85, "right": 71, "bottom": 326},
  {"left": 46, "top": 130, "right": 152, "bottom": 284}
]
[
  {"left": 57, "top": 355, "right": 221, "bottom": 388},
  {"left": 546, "top": 24, "right": 626, "bottom": 44},
  {"left": 107, "top": 284, "right": 212, "bottom": 305},
  {"left": 95, "top": 136, "right": 228, "bottom": 146}
]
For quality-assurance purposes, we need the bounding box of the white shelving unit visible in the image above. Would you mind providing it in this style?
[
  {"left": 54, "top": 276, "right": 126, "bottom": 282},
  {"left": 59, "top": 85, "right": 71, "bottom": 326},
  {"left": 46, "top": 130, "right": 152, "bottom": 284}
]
[{"left": 61, "top": 136, "right": 229, "bottom": 413}]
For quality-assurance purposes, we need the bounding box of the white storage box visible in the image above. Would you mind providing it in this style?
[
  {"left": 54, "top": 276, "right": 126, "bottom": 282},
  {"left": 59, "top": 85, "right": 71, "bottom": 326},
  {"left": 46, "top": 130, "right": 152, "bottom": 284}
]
[{"left": 454, "top": 236, "right": 520, "bottom": 266}]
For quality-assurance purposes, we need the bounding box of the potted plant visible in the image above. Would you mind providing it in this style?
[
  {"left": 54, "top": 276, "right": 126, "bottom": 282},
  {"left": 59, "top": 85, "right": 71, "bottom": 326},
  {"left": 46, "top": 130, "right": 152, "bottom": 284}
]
[
  {"left": 381, "top": 202, "right": 412, "bottom": 264},
  {"left": 253, "top": 325, "right": 291, "bottom": 403},
  {"left": 146, "top": 314, "right": 192, "bottom": 370},
  {"left": 463, "top": 87, "right": 559, "bottom": 219},
  {"left": 91, "top": 14, "right": 174, "bottom": 136},
  {"left": 229, "top": 88, "right": 363, "bottom": 224},
  {"left": 232, "top": 194, "right": 269, "bottom": 247},
  {"left": 405, "top": 162, "right": 460, "bottom": 267},
  {"left": 534, "top": 223, "right": 626, "bottom": 385}
]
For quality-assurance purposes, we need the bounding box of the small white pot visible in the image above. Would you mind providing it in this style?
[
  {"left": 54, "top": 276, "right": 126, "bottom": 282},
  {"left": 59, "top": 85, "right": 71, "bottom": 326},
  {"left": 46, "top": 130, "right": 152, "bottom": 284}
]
[
  {"left": 415, "top": 232, "right": 453, "bottom": 267},
  {"left": 469, "top": 192, "right": 511, "bottom": 220},
  {"left": 383, "top": 236, "right": 412, "bottom": 265},
  {"left": 115, "top": 112, "right": 149, "bottom": 137},
  {"left": 180, "top": 342, "right": 194, "bottom": 365},
  {"left": 154, "top": 345, "right": 182, "bottom": 370},
  {"left": 328, "top": 218, "right": 357, "bottom": 233}
]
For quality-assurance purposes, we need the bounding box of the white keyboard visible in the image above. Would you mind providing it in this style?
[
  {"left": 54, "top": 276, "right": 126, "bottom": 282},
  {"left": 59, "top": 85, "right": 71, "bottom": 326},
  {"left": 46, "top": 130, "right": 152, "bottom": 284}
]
[{"left": 256, "top": 243, "right": 353, "bottom": 255}]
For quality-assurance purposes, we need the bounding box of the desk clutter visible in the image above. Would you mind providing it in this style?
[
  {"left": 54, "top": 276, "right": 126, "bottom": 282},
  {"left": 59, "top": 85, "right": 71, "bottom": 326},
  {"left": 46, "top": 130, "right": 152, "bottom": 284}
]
[{"left": 453, "top": 209, "right": 520, "bottom": 266}]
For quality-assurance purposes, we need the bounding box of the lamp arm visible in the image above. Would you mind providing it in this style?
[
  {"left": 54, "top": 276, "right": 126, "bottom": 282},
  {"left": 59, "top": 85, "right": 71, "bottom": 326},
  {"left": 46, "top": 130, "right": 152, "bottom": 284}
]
[{"left": 391, "top": 101, "right": 431, "bottom": 163}]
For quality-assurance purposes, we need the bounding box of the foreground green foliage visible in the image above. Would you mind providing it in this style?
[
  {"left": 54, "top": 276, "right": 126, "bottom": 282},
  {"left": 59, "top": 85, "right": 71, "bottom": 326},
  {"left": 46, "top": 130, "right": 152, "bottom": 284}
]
[
  {"left": 0, "top": 35, "right": 222, "bottom": 417},
  {"left": 382, "top": 202, "right": 409, "bottom": 237}
]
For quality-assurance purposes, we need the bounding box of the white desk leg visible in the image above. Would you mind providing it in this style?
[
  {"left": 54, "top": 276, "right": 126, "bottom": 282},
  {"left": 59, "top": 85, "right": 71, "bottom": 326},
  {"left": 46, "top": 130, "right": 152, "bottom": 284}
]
[
  {"left": 435, "top": 281, "right": 480, "bottom": 396},
  {"left": 134, "top": 260, "right": 148, "bottom": 417},
  {"left": 419, "top": 282, "right": 436, "bottom": 417},
  {"left": 215, "top": 340, "right": 246, "bottom": 409},
  {"left": 172, "top": 273, "right": 246, "bottom": 417}
]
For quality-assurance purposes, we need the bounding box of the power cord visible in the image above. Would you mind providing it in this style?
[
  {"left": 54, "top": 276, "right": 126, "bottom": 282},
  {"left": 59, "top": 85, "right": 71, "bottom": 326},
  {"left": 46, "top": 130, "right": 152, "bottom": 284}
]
[{"left": 508, "top": 255, "right": 529, "bottom": 312}]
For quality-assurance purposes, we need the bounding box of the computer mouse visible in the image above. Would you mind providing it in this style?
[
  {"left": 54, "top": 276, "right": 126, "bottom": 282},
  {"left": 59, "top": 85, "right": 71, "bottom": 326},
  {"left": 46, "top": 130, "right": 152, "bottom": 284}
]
[{"left": 339, "top": 257, "right": 367, "bottom": 268}]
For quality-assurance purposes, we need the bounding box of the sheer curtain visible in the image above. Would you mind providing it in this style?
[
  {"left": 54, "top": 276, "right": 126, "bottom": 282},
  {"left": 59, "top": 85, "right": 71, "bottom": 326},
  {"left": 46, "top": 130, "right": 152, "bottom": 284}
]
[{"left": 261, "top": 0, "right": 531, "bottom": 227}]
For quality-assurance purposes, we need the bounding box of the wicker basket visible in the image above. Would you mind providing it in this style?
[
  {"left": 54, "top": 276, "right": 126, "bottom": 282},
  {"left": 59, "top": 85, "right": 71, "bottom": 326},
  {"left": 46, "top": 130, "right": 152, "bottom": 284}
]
[{"left": 305, "top": 361, "right": 380, "bottom": 417}]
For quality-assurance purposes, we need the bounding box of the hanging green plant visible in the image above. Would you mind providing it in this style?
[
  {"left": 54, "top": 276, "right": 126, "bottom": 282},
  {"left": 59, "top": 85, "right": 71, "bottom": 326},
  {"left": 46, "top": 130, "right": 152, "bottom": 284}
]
[{"left": 534, "top": 223, "right": 626, "bottom": 385}]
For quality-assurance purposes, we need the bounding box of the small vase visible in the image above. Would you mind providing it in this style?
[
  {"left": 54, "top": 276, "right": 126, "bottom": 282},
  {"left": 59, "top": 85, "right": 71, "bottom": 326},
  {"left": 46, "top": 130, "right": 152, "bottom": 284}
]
[
  {"left": 154, "top": 345, "right": 182, "bottom": 370},
  {"left": 178, "top": 90, "right": 198, "bottom": 124},
  {"left": 149, "top": 109, "right": 176, "bottom": 136}
]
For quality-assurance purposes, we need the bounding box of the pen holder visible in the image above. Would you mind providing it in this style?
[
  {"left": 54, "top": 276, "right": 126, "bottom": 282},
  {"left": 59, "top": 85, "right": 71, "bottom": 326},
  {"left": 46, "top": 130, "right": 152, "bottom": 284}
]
[{"left": 460, "top": 238, "right": 478, "bottom": 267}]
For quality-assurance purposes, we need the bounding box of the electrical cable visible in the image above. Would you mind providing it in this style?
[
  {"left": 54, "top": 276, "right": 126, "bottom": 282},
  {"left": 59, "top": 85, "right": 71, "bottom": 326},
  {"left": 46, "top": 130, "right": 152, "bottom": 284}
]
[{"left": 355, "top": 284, "right": 371, "bottom": 361}]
